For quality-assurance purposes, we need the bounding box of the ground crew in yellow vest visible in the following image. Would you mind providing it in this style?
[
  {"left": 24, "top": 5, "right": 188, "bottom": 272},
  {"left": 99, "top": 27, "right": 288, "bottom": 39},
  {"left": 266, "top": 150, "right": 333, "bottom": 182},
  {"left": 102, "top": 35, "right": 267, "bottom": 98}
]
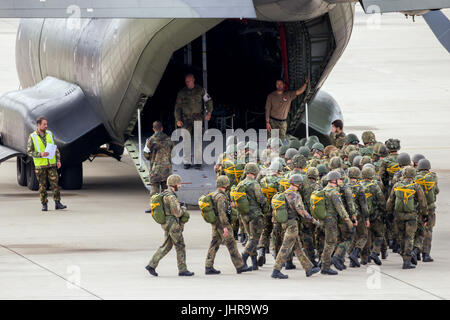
[
  {"left": 146, "top": 174, "right": 194, "bottom": 277},
  {"left": 204, "top": 176, "right": 253, "bottom": 275},
  {"left": 414, "top": 159, "right": 439, "bottom": 262},
  {"left": 271, "top": 174, "right": 321, "bottom": 279},
  {"left": 386, "top": 166, "right": 428, "bottom": 269},
  {"left": 319, "top": 171, "right": 353, "bottom": 275},
  {"left": 238, "top": 163, "right": 270, "bottom": 270},
  {"left": 27, "top": 116, "right": 67, "bottom": 212}
]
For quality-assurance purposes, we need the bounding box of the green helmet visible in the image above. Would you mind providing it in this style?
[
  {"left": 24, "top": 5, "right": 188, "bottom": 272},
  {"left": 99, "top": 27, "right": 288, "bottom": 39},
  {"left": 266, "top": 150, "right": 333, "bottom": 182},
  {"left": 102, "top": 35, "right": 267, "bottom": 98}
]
[
  {"left": 285, "top": 148, "right": 298, "bottom": 160},
  {"left": 216, "top": 175, "right": 230, "bottom": 188},
  {"left": 246, "top": 141, "right": 258, "bottom": 152},
  {"left": 326, "top": 171, "right": 341, "bottom": 181},
  {"left": 385, "top": 138, "right": 401, "bottom": 152},
  {"left": 226, "top": 145, "right": 237, "bottom": 157},
  {"left": 167, "top": 174, "right": 182, "bottom": 186},
  {"left": 236, "top": 141, "right": 246, "bottom": 151},
  {"left": 269, "top": 161, "right": 283, "bottom": 173},
  {"left": 244, "top": 162, "right": 259, "bottom": 175},
  {"left": 378, "top": 144, "right": 388, "bottom": 157},
  {"left": 311, "top": 142, "right": 325, "bottom": 153},
  {"left": 270, "top": 138, "right": 283, "bottom": 150},
  {"left": 289, "top": 174, "right": 304, "bottom": 185},
  {"left": 308, "top": 136, "right": 319, "bottom": 143},
  {"left": 361, "top": 131, "right": 376, "bottom": 144},
  {"left": 317, "top": 164, "right": 329, "bottom": 177},
  {"left": 306, "top": 167, "right": 319, "bottom": 179},
  {"left": 348, "top": 167, "right": 361, "bottom": 179},
  {"left": 403, "top": 166, "right": 416, "bottom": 179},
  {"left": 292, "top": 154, "right": 307, "bottom": 169},
  {"left": 352, "top": 155, "right": 362, "bottom": 167},
  {"left": 417, "top": 159, "right": 431, "bottom": 171},
  {"left": 298, "top": 146, "right": 310, "bottom": 158},
  {"left": 288, "top": 139, "right": 301, "bottom": 150},
  {"left": 299, "top": 138, "right": 307, "bottom": 147},
  {"left": 348, "top": 151, "right": 360, "bottom": 165},
  {"left": 412, "top": 154, "right": 425, "bottom": 164},
  {"left": 279, "top": 145, "right": 289, "bottom": 156},
  {"left": 306, "top": 139, "right": 316, "bottom": 150},
  {"left": 329, "top": 156, "right": 342, "bottom": 169},
  {"left": 373, "top": 142, "right": 384, "bottom": 155},
  {"left": 346, "top": 133, "right": 359, "bottom": 144},
  {"left": 362, "top": 163, "right": 376, "bottom": 171},
  {"left": 360, "top": 156, "right": 372, "bottom": 166},
  {"left": 361, "top": 167, "right": 375, "bottom": 179},
  {"left": 226, "top": 136, "right": 238, "bottom": 146},
  {"left": 398, "top": 153, "right": 411, "bottom": 167},
  {"left": 343, "top": 145, "right": 357, "bottom": 156}
]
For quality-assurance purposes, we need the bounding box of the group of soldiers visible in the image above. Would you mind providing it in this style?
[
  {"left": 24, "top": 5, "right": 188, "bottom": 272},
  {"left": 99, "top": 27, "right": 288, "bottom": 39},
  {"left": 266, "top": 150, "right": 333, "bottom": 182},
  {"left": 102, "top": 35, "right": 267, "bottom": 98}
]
[{"left": 144, "top": 120, "right": 439, "bottom": 278}]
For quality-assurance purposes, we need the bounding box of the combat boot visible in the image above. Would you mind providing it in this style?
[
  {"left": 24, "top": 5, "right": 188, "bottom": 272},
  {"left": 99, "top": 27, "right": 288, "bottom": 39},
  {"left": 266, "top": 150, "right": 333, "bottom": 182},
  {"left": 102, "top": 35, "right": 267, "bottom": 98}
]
[
  {"left": 251, "top": 256, "right": 259, "bottom": 270},
  {"left": 145, "top": 265, "right": 158, "bottom": 277},
  {"left": 55, "top": 201, "right": 67, "bottom": 210},
  {"left": 271, "top": 269, "right": 288, "bottom": 279},
  {"left": 402, "top": 260, "right": 416, "bottom": 269},
  {"left": 179, "top": 270, "right": 195, "bottom": 276},
  {"left": 393, "top": 242, "right": 400, "bottom": 253},
  {"left": 411, "top": 251, "right": 418, "bottom": 265},
  {"left": 381, "top": 250, "right": 388, "bottom": 260},
  {"left": 370, "top": 252, "right": 382, "bottom": 265},
  {"left": 349, "top": 248, "right": 361, "bottom": 267},
  {"left": 184, "top": 164, "right": 191, "bottom": 170},
  {"left": 145, "top": 209, "right": 151, "bottom": 214},
  {"left": 241, "top": 252, "right": 249, "bottom": 268},
  {"left": 257, "top": 248, "right": 266, "bottom": 267},
  {"left": 236, "top": 265, "right": 252, "bottom": 274},
  {"left": 42, "top": 203, "right": 48, "bottom": 212},
  {"left": 305, "top": 267, "right": 320, "bottom": 277},
  {"left": 331, "top": 256, "right": 344, "bottom": 271},
  {"left": 388, "top": 240, "right": 394, "bottom": 249},
  {"left": 360, "top": 257, "right": 368, "bottom": 265},
  {"left": 284, "top": 260, "right": 296, "bottom": 270},
  {"left": 205, "top": 267, "right": 221, "bottom": 275},
  {"left": 422, "top": 253, "right": 434, "bottom": 262},
  {"left": 321, "top": 268, "right": 338, "bottom": 275}
]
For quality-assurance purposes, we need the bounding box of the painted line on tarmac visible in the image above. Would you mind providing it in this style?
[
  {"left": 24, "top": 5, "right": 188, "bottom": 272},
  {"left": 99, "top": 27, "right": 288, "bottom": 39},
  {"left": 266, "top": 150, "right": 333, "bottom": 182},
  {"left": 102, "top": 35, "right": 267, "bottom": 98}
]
[
  {"left": 369, "top": 266, "right": 446, "bottom": 300},
  {"left": 0, "top": 244, "right": 103, "bottom": 300}
]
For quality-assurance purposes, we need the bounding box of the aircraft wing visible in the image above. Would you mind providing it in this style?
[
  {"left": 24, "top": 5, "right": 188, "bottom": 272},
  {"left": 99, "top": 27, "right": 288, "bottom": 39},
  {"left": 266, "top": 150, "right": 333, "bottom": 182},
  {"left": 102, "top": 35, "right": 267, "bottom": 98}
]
[
  {"left": 360, "top": 0, "right": 450, "bottom": 13},
  {"left": 0, "top": 0, "right": 256, "bottom": 18}
]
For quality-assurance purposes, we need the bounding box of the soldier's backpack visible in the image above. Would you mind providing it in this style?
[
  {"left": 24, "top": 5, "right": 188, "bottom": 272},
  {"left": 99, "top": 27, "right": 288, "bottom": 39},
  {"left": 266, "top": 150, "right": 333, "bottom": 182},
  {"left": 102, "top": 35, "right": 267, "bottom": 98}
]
[
  {"left": 150, "top": 193, "right": 167, "bottom": 224},
  {"left": 394, "top": 182, "right": 416, "bottom": 213},
  {"left": 360, "top": 181, "right": 375, "bottom": 214},
  {"left": 260, "top": 176, "right": 279, "bottom": 205},
  {"left": 271, "top": 191, "right": 290, "bottom": 223},
  {"left": 385, "top": 157, "right": 400, "bottom": 178},
  {"left": 230, "top": 180, "right": 250, "bottom": 215},
  {"left": 223, "top": 159, "right": 245, "bottom": 185},
  {"left": 310, "top": 189, "right": 327, "bottom": 220},
  {"left": 198, "top": 193, "right": 217, "bottom": 224},
  {"left": 415, "top": 172, "right": 437, "bottom": 205},
  {"left": 278, "top": 177, "right": 291, "bottom": 192},
  {"left": 180, "top": 211, "right": 190, "bottom": 224}
]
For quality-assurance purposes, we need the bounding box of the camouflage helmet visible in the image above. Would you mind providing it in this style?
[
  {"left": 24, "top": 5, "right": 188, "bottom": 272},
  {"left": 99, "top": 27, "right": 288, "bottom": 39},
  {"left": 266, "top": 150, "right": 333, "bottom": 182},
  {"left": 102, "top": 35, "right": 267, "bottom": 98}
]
[
  {"left": 285, "top": 148, "right": 298, "bottom": 160},
  {"left": 289, "top": 174, "right": 304, "bottom": 185},
  {"left": 270, "top": 138, "right": 283, "bottom": 150},
  {"left": 299, "top": 138, "right": 307, "bottom": 147},
  {"left": 306, "top": 167, "right": 319, "bottom": 179},
  {"left": 216, "top": 175, "right": 230, "bottom": 188},
  {"left": 246, "top": 141, "right": 258, "bottom": 152},
  {"left": 226, "top": 135, "right": 238, "bottom": 147},
  {"left": 373, "top": 142, "right": 384, "bottom": 155},
  {"left": 363, "top": 163, "right": 376, "bottom": 171},
  {"left": 167, "top": 174, "right": 182, "bottom": 186},
  {"left": 348, "top": 151, "right": 360, "bottom": 165},
  {"left": 269, "top": 160, "right": 283, "bottom": 173},
  {"left": 292, "top": 154, "right": 307, "bottom": 169},
  {"left": 345, "top": 133, "right": 359, "bottom": 144},
  {"left": 360, "top": 156, "right": 372, "bottom": 167},
  {"left": 398, "top": 153, "right": 411, "bottom": 167},
  {"left": 403, "top": 166, "right": 416, "bottom": 179},
  {"left": 305, "top": 139, "right": 316, "bottom": 150},
  {"left": 412, "top": 154, "right": 425, "bottom": 164},
  {"left": 329, "top": 156, "right": 342, "bottom": 169},
  {"left": 288, "top": 139, "right": 301, "bottom": 150},
  {"left": 348, "top": 167, "right": 361, "bottom": 179},
  {"left": 324, "top": 145, "right": 338, "bottom": 158},
  {"left": 417, "top": 159, "right": 431, "bottom": 171},
  {"left": 226, "top": 145, "right": 237, "bottom": 157},
  {"left": 244, "top": 162, "right": 259, "bottom": 175},
  {"left": 361, "top": 167, "right": 375, "bottom": 179},
  {"left": 317, "top": 164, "right": 329, "bottom": 176},
  {"left": 326, "top": 171, "right": 341, "bottom": 181},
  {"left": 352, "top": 155, "right": 362, "bottom": 167},
  {"left": 308, "top": 135, "right": 320, "bottom": 143},
  {"left": 378, "top": 144, "right": 389, "bottom": 157},
  {"left": 298, "top": 146, "right": 310, "bottom": 158},
  {"left": 236, "top": 141, "right": 246, "bottom": 151},
  {"left": 385, "top": 138, "right": 401, "bottom": 152},
  {"left": 343, "top": 145, "right": 357, "bottom": 156},
  {"left": 279, "top": 145, "right": 289, "bottom": 156},
  {"left": 312, "top": 142, "right": 325, "bottom": 153},
  {"left": 361, "top": 131, "right": 376, "bottom": 144}
]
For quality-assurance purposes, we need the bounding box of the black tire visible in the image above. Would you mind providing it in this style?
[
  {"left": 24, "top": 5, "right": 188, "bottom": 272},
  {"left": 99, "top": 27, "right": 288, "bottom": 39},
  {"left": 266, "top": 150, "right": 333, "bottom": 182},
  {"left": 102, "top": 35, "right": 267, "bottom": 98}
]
[
  {"left": 26, "top": 160, "right": 39, "bottom": 191},
  {"left": 60, "top": 163, "right": 83, "bottom": 190},
  {"left": 16, "top": 156, "right": 27, "bottom": 186}
]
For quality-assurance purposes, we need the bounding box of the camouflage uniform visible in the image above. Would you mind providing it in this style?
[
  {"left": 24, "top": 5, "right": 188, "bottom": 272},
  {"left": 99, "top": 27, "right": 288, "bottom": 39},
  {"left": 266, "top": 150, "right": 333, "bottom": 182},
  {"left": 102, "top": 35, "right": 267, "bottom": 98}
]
[
  {"left": 329, "top": 132, "right": 346, "bottom": 149},
  {"left": 258, "top": 174, "right": 280, "bottom": 251},
  {"left": 269, "top": 119, "right": 288, "bottom": 141},
  {"left": 27, "top": 132, "right": 61, "bottom": 204},
  {"left": 348, "top": 181, "right": 370, "bottom": 252},
  {"left": 334, "top": 183, "right": 357, "bottom": 262},
  {"left": 205, "top": 189, "right": 246, "bottom": 269},
  {"left": 144, "top": 131, "right": 174, "bottom": 197},
  {"left": 273, "top": 189, "right": 314, "bottom": 273},
  {"left": 148, "top": 189, "right": 188, "bottom": 272}
]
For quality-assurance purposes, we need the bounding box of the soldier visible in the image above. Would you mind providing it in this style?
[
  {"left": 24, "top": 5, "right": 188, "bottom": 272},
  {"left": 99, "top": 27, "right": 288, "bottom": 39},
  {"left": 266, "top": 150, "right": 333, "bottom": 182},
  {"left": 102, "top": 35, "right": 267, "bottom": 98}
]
[
  {"left": 144, "top": 121, "right": 174, "bottom": 199},
  {"left": 205, "top": 176, "right": 253, "bottom": 275},
  {"left": 344, "top": 134, "right": 363, "bottom": 150},
  {"left": 27, "top": 116, "right": 67, "bottom": 212},
  {"left": 174, "top": 74, "right": 213, "bottom": 170},
  {"left": 309, "top": 143, "right": 325, "bottom": 167},
  {"left": 412, "top": 154, "right": 425, "bottom": 168},
  {"left": 265, "top": 78, "right": 309, "bottom": 142},
  {"left": 329, "top": 119, "right": 346, "bottom": 149},
  {"left": 271, "top": 174, "right": 321, "bottom": 279},
  {"left": 298, "top": 146, "right": 311, "bottom": 160},
  {"left": 387, "top": 166, "right": 428, "bottom": 269},
  {"left": 320, "top": 171, "right": 353, "bottom": 275},
  {"left": 240, "top": 163, "right": 271, "bottom": 270},
  {"left": 284, "top": 148, "right": 298, "bottom": 170},
  {"left": 415, "top": 159, "right": 439, "bottom": 262},
  {"left": 360, "top": 131, "right": 377, "bottom": 157},
  {"left": 317, "top": 164, "right": 329, "bottom": 187},
  {"left": 146, "top": 175, "right": 194, "bottom": 277},
  {"left": 378, "top": 138, "right": 401, "bottom": 194}
]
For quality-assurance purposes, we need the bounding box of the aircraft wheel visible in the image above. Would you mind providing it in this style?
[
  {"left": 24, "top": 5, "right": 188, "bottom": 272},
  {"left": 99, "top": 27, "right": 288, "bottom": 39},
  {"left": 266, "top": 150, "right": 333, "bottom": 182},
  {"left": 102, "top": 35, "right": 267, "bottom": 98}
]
[
  {"left": 16, "top": 156, "right": 27, "bottom": 186},
  {"left": 60, "top": 163, "right": 83, "bottom": 190},
  {"left": 26, "top": 159, "right": 39, "bottom": 191}
]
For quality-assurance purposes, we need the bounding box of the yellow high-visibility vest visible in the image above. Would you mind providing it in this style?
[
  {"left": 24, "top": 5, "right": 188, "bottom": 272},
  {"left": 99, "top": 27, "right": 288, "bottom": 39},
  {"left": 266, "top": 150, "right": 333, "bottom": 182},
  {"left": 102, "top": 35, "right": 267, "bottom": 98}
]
[{"left": 30, "top": 130, "right": 57, "bottom": 167}]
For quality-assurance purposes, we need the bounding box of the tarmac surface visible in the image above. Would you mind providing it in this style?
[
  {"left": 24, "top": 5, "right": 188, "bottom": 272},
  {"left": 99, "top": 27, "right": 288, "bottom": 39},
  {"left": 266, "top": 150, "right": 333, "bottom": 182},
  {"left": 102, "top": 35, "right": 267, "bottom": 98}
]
[{"left": 1, "top": 7, "right": 450, "bottom": 300}]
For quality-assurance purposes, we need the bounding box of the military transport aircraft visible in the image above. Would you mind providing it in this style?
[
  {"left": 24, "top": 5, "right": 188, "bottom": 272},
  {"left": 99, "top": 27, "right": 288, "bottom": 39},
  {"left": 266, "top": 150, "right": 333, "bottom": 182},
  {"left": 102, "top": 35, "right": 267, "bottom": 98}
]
[{"left": 0, "top": 0, "right": 448, "bottom": 204}]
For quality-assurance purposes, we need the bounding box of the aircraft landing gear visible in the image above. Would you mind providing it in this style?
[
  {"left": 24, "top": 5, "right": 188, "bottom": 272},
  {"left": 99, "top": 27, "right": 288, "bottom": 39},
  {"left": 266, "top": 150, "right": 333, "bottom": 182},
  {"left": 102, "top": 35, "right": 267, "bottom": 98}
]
[{"left": 59, "top": 163, "right": 83, "bottom": 190}]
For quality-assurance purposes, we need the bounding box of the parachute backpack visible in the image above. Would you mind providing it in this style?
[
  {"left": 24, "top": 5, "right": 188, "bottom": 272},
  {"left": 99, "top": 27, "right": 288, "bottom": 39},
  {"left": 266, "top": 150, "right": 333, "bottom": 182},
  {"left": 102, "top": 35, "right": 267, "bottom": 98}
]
[
  {"left": 415, "top": 172, "right": 436, "bottom": 205},
  {"left": 198, "top": 193, "right": 217, "bottom": 224},
  {"left": 271, "top": 191, "right": 293, "bottom": 224},
  {"left": 310, "top": 189, "right": 327, "bottom": 220},
  {"left": 394, "top": 182, "right": 416, "bottom": 213},
  {"left": 386, "top": 158, "right": 400, "bottom": 178},
  {"left": 223, "top": 160, "right": 245, "bottom": 185},
  {"left": 150, "top": 193, "right": 167, "bottom": 224},
  {"left": 359, "top": 180, "right": 375, "bottom": 213},
  {"left": 230, "top": 180, "right": 250, "bottom": 215},
  {"left": 279, "top": 177, "right": 291, "bottom": 192},
  {"left": 260, "top": 176, "right": 279, "bottom": 205}
]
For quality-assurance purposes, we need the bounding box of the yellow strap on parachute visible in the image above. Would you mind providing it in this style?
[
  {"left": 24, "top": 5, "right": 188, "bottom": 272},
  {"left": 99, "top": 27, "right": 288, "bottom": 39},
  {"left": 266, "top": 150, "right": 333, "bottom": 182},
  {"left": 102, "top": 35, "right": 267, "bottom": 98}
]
[
  {"left": 224, "top": 165, "right": 244, "bottom": 184},
  {"left": 279, "top": 179, "right": 290, "bottom": 190},
  {"left": 394, "top": 184, "right": 416, "bottom": 204},
  {"left": 414, "top": 173, "right": 435, "bottom": 194},
  {"left": 272, "top": 198, "right": 285, "bottom": 218},
  {"left": 311, "top": 194, "right": 324, "bottom": 211},
  {"left": 387, "top": 164, "right": 401, "bottom": 174},
  {"left": 365, "top": 193, "right": 373, "bottom": 199}
]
